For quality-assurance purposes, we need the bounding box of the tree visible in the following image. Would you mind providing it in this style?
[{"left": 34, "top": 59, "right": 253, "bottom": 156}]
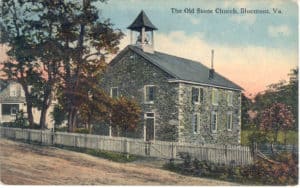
[
  {"left": 51, "top": 104, "right": 66, "bottom": 128},
  {"left": 111, "top": 97, "right": 141, "bottom": 137},
  {"left": 1, "top": 0, "right": 124, "bottom": 131},
  {"left": 260, "top": 103, "right": 295, "bottom": 145},
  {"left": 241, "top": 93, "right": 252, "bottom": 129},
  {"left": 252, "top": 67, "right": 298, "bottom": 129},
  {"left": 0, "top": 0, "right": 41, "bottom": 127},
  {"left": 76, "top": 82, "right": 113, "bottom": 133},
  {"left": 50, "top": 0, "right": 124, "bottom": 132}
]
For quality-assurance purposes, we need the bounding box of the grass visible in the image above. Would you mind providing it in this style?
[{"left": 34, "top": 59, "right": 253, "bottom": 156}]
[
  {"left": 241, "top": 129, "right": 298, "bottom": 146},
  {"left": 54, "top": 145, "right": 143, "bottom": 163}
]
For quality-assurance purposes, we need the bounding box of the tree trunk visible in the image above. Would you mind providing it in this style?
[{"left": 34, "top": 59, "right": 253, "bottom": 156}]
[
  {"left": 67, "top": 107, "right": 77, "bottom": 132},
  {"left": 22, "top": 84, "right": 34, "bottom": 127},
  {"left": 39, "top": 107, "right": 48, "bottom": 130},
  {"left": 67, "top": 108, "right": 74, "bottom": 132},
  {"left": 26, "top": 101, "right": 34, "bottom": 127},
  {"left": 39, "top": 89, "right": 52, "bottom": 129}
]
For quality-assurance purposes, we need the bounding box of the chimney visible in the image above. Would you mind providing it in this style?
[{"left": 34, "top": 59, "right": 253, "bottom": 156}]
[{"left": 209, "top": 49, "right": 215, "bottom": 79}]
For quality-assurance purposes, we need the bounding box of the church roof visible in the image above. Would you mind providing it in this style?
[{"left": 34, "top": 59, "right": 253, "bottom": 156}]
[
  {"left": 110, "top": 45, "right": 243, "bottom": 91},
  {"left": 127, "top": 10, "right": 157, "bottom": 32}
]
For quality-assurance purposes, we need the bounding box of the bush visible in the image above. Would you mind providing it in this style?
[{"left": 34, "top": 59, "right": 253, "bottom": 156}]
[
  {"left": 55, "top": 126, "right": 68, "bottom": 132},
  {"left": 164, "top": 151, "right": 298, "bottom": 185},
  {"left": 74, "top": 128, "right": 89, "bottom": 134},
  {"left": 51, "top": 104, "right": 66, "bottom": 127},
  {"left": 178, "top": 152, "right": 192, "bottom": 172},
  {"left": 241, "top": 152, "right": 298, "bottom": 185}
]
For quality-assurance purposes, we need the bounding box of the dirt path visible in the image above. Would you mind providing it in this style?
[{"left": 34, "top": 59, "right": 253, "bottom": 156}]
[{"left": 0, "top": 138, "right": 237, "bottom": 185}]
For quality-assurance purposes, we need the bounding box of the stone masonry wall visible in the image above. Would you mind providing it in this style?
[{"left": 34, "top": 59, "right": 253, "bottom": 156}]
[
  {"left": 178, "top": 82, "right": 241, "bottom": 145},
  {"left": 101, "top": 49, "right": 180, "bottom": 141}
]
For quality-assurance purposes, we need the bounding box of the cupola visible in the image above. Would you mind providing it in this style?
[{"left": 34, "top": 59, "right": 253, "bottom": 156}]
[{"left": 127, "top": 10, "right": 157, "bottom": 53}]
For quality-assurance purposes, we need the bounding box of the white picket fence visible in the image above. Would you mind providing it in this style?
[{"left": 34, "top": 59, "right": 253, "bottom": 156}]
[{"left": 0, "top": 127, "right": 253, "bottom": 165}]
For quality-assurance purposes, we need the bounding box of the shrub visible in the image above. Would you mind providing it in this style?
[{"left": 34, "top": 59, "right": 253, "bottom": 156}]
[
  {"left": 55, "top": 126, "right": 68, "bottom": 132},
  {"left": 164, "top": 151, "right": 298, "bottom": 185},
  {"left": 240, "top": 152, "right": 298, "bottom": 185},
  {"left": 74, "top": 128, "right": 89, "bottom": 134},
  {"left": 178, "top": 152, "right": 192, "bottom": 173}
]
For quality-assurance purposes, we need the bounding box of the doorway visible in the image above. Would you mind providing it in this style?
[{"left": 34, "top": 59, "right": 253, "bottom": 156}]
[{"left": 144, "top": 112, "right": 155, "bottom": 141}]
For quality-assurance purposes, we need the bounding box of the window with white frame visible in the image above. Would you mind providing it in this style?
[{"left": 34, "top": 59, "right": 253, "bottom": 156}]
[
  {"left": 192, "top": 87, "right": 199, "bottom": 103},
  {"left": 212, "top": 88, "right": 218, "bottom": 105},
  {"left": 200, "top": 88, "right": 204, "bottom": 103},
  {"left": 192, "top": 113, "right": 200, "bottom": 134},
  {"left": 144, "top": 85, "right": 155, "bottom": 103},
  {"left": 11, "top": 107, "right": 18, "bottom": 115},
  {"left": 1, "top": 104, "right": 19, "bottom": 115},
  {"left": 192, "top": 87, "right": 204, "bottom": 104},
  {"left": 226, "top": 112, "right": 233, "bottom": 131},
  {"left": 211, "top": 111, "right": 217, "bottom": 133},
  {"left": 227, "top": 91, "right": 233, "bottom": 106},
  {"left": 10, "top": 85, "right": 17, "bottom": 97},
  {"left": 110, "top": 87, "right": 118, "bottom": 99}
]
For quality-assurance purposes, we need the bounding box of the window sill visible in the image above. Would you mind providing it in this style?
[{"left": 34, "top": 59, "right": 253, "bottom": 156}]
[
  {"left": 227, "top": 129, "right": 232, "bottom": 132},
  {"left": 211, "top": 130, "right": 217, "bottom": 134},
  {"left": 144, "top": 101, "right": 154, "bottom": 104}
]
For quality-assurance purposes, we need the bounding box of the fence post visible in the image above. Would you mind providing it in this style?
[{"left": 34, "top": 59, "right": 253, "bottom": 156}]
[
  {"left": 225, "top": 145, "right": 227, "bottom": 163},
  {"left": 51, "top": 128, "right": 55, "bottom": 145},
  {"left": 171, "top": 142, "right": 177, "bottom": 160},
  {"left": 125, "top": 139, "right": 130, "bottom": 159},
  {"left": 109, "top": 125, "right": 112, "bottom": 137},
  {"left": 253, "top": 142, "right": 257, "bottom": 161},
  {"left": 144, "top": 141, "right": 150, "bottom": 156}
]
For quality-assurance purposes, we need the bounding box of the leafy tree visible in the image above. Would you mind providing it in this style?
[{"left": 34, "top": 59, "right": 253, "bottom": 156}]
[
  {"left": 111, "top": 97, "right": 141, "bottom": 137},
  {"left": 1, "top": 0, "right": 123, "bottom": 131},
  {"left": 241, "top": 93, "right": 252, "bottom": 129},
  {"left": 51, "top": 104, "right": 66, "bottom": 128},
  {"left": 76, "top": 82, "right": 113, "bottom": 133},
  {"left": 49, "top": 0, "right": 124, "bottom": 132},
  {"left": 260, "top": 102, "right": 295, "bottom": 144},
  {"left": 252, "top": 67, "right": 298, "bottom": 129},
  {"left": 0, "top": 0, "right": 41, "bottom": 126}
]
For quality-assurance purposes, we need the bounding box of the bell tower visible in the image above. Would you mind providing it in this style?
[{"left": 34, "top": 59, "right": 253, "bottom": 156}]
[{"left": 127, "top": 10, "right": 157, "bottom": 53}]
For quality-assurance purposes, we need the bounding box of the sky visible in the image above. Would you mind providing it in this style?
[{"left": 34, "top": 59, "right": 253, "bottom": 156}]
[
  {"left": 97, "top": 0, "right": 298, "bottom": 97},
  {"left": 0, "top": 0, "right": 298, "bottom": 97}
]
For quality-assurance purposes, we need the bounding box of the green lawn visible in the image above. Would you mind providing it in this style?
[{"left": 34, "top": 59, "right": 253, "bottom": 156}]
[{"left": 241, "top": 129, "right": 298, "bottom": 146}]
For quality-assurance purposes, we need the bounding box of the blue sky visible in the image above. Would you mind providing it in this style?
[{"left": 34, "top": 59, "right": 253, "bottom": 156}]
[
  {"left": 99, "top": 0, "right": 297, "bottom": 49},
  {"left": 95, "top": 0, "right": 298, "bottom": 95}
]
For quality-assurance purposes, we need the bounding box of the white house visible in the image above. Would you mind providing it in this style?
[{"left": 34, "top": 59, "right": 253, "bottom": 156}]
[{"left": 0, "top": 80, "right": 54, "bottom": 128}]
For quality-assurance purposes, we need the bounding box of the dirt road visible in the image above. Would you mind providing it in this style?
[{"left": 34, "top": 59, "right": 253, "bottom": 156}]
[{"left": 0, "top": 138, "right": 237, "bottom": 185}]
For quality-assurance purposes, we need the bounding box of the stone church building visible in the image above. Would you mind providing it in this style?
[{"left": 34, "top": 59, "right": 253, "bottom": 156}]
[{"left": 102, "top": 11, "right": 242, "bottom": 144}]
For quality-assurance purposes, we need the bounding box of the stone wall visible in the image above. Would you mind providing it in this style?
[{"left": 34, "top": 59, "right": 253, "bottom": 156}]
[
  {"left": 178, "top": 82, "right": 241, "bottom": 144},
  {"left": 102, "top": 49, "right": 180, "bottom": 141},
  {"left": 101, "top": 47, "right": 241, "bottom": 144}
]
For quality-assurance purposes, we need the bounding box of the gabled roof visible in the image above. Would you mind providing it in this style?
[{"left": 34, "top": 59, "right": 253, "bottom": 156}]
[
  {"left": 0, "top": 81, "right": 26, "bottom": 103},
  {"left": 110, "top": 45, "right": 243, "bottom": 91},
  {"left": 127, "top": 10, "right": 157, "bottom": 32}
]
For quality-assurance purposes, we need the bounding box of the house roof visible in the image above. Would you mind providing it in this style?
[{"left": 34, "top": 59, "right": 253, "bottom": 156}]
[
  {"left": 0, "top": 80, "right": 26, "bottom": 103},
  {"left": 110, "top": 45, "right": 243, "bottom": 91},
  {"left": 127, "top": 10, "right": 158, "bottom": 32}
]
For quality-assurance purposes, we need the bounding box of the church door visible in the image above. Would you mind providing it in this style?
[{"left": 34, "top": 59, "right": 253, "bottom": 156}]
[{"left": 145, "top": 113, "right": 155, "bottom": 141}]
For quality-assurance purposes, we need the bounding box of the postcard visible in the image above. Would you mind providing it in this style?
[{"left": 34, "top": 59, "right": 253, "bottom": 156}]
[{"left": 0, "top": 0, "right": 298, "bottom": 186}]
